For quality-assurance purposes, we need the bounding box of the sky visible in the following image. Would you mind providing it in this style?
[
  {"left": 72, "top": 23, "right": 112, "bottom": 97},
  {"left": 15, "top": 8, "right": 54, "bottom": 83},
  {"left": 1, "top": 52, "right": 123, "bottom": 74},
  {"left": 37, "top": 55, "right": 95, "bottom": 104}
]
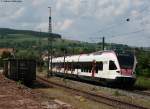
[{"left": 0, "top": 0, "right": 150, "bottom": 47}]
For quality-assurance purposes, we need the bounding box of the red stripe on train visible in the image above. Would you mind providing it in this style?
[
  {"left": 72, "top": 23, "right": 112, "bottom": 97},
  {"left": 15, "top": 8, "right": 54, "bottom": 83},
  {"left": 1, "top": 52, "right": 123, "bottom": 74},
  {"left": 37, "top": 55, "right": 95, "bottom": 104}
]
[{"left": 121, "top": 69, "right": 133, "bottom": 76}]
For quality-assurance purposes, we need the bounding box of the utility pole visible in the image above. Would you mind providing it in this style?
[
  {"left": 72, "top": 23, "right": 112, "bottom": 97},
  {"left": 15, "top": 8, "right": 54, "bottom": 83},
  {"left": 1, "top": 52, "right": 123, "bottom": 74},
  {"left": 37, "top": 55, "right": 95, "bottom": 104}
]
[
  {"left": 89, "top": 36, "right": 105, "bottom": 51},
  {"left": 47, "top": 7, "right": 53, "bottom": 77}
]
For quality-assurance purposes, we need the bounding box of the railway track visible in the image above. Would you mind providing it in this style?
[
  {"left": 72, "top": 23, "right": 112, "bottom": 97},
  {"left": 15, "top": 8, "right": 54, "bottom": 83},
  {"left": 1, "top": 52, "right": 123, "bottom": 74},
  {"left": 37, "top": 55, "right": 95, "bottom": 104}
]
[
  {"left": 37, "top": 76, "right": 149, "bottom": 109},
  {"left": 132, "top": 90, "right": 150, "bottom": 97}
]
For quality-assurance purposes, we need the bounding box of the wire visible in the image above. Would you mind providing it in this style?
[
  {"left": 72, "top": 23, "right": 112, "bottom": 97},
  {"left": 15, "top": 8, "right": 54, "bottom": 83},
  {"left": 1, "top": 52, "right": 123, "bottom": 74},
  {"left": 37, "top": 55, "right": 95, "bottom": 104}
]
[
  {"left": 110, "top": 29, "right": 145, "bottom": 39},
  {"left": 97, "top": 22, "right": 126, "bottom": 33},
  {"left": 90, "top": 5, "right": 150, "bottom": 35},
  {"left": 109, "top": 21, "right": 150, "bottom": 39}
]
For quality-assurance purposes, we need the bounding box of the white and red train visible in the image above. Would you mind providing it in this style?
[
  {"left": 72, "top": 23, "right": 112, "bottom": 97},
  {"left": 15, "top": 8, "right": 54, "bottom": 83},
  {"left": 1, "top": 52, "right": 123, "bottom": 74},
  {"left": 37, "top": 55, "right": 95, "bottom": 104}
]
[{"left": 50, "top": 50, "right": 137, "bottom": 86}]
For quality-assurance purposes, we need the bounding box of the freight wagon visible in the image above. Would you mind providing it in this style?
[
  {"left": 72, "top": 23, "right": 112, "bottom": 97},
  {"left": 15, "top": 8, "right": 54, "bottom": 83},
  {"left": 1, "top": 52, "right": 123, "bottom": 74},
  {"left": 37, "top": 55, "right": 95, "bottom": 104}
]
[{"left": 3, "top": 59, "right": 36, "bottom": 85}]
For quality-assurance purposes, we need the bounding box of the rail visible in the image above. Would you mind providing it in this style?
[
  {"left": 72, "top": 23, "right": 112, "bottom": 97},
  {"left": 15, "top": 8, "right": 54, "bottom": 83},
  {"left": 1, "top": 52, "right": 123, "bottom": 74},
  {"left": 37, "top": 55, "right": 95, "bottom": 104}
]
[
  {"left": 132, "top": 90, "right": 150, "bottom": 97},
  {"left": 37, "top": 76, "right": 149, "bottom": 109}
]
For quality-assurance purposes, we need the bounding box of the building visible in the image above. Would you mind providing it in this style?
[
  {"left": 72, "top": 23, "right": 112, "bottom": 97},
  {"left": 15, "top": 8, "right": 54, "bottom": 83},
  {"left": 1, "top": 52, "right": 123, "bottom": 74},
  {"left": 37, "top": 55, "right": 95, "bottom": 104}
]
[{"left": 0, "top": 48, "right": 14, "bottom": 58}]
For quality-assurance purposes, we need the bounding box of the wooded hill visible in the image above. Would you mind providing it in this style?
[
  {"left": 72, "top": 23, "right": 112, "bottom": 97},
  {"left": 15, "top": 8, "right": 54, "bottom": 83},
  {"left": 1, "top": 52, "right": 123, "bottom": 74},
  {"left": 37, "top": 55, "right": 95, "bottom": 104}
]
[{"left": 0, "top": 28, "right": 61, "bottom": 38}]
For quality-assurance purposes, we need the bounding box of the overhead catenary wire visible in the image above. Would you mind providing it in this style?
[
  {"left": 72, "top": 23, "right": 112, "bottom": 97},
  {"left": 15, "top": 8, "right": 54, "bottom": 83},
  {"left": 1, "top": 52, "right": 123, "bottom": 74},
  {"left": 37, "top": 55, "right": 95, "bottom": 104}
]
[
  {"left": 110, "top": 29, "right": 145, "bottom": 39},
  {"left": 89, "top": 5, "right": 150, "bottom": 37},
  {"left": 108, "top": 20, "right": 150, "bottom": 39}
]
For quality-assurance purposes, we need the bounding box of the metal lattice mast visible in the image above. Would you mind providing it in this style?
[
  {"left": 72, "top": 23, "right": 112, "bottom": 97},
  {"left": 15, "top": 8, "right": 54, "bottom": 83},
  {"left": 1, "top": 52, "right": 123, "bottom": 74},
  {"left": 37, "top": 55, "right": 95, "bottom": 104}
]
[
  {"left": 48, "top": 7, "right": 52, "bottom": 33},
  {"left": 47, "top": 7, "right": 53, "bottom": 77}
]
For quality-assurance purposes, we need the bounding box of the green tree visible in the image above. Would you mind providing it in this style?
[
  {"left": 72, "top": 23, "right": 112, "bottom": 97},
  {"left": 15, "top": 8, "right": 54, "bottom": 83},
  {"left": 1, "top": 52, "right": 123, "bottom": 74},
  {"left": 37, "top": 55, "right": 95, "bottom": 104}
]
[{"left": 136, "top": 50, "right": 150, "bottom": 77}]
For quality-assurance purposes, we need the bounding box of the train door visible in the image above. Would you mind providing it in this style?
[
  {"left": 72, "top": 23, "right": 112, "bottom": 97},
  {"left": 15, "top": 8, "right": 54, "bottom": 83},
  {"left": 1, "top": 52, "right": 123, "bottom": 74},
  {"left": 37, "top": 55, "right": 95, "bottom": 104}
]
[
  {"left": 95, "top": 62, "right": 103, "bottom": 78},
  {"left": 107, "top": 60, "right": 118, "bottom": 79},
  {"left": 91, "top": 60, "right": 96, "bottom": 77},
  {"left": 101, "top": 61, "right": 108, "bottom": 78}
]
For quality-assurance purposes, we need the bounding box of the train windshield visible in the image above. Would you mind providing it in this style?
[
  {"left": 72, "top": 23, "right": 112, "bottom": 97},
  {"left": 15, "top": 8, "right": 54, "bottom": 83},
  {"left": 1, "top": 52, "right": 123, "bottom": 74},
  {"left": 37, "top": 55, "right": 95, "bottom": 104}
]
[{"left": 117, "top": 54, "right": 134, "bottom": 69}]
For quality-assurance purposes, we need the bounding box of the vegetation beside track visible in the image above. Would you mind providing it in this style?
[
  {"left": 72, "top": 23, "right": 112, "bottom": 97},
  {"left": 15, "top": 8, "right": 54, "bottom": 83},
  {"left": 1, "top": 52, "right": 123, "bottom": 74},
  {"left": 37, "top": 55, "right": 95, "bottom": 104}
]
[
  {"left": 135, "top": 77, "right": 150, "bottom": 89},
  {"left": 134, "top": 50, "right": 150, "bottom": 89}
]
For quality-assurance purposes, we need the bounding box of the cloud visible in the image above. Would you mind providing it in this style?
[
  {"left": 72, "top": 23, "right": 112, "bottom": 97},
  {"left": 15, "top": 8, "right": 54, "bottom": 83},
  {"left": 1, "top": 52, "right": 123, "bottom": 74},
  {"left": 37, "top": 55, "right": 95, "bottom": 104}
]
[
  {"left": 31, "top": 0, "right": 46, "bottom": 7},
  {"left": 34, "top": 22, "right": 48, "bottom": 32},
  {"left": 130, "top": 10, "right": 141, "bottom": 18},
  {"left": 132, "top": 0, "right": 144, "bottom": 7},
  {"left": 0, "top": 0, "right": 150, "bottom": 47},
  {"left": 9, "top": 7, "right": 25, "bottom": 19},
  {"left": 55, "top": 0, "right": 81, "bottom": 15},
  {"left": 113, "top": 0, "right": 130, "bottom": 16},
  {"left": 59, "top": 19, "right": 74, "bottom": 31}
]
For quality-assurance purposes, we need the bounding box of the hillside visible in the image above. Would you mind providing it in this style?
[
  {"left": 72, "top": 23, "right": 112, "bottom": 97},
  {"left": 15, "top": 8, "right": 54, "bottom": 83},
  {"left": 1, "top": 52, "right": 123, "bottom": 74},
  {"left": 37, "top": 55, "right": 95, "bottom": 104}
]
[
  {"left": 1, "top": 28, "right": 148, "bottom": 54},
  {"left": 0, "top": 28, "right": 134, "bottom": 54},
  {"left": 0, "top": 28, "right": 61, "bottom": 38}
]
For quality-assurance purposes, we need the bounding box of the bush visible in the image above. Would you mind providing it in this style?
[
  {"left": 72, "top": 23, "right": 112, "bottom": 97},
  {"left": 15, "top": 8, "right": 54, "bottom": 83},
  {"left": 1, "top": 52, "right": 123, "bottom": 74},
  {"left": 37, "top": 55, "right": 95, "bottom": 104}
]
[
  {"left": 135, "top": 50, "right": 150, "bottom": 77},
  {"left": 135, "top": 77, "right": 150, "bottom": 89}
]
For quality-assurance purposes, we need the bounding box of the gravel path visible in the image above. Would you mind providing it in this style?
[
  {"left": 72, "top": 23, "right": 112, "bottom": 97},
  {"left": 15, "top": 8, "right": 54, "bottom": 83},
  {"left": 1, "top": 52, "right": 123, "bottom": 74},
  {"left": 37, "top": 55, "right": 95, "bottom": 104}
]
[{"left": 0, "top": 74, "right": 74, "bottom": 109}]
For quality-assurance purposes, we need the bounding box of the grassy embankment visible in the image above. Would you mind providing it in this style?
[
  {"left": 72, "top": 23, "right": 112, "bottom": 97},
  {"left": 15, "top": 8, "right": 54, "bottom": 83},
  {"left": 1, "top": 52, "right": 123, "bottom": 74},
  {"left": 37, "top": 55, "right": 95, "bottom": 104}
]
[{"left": 135, "top": 76, "right": 150, "bottom": 89}]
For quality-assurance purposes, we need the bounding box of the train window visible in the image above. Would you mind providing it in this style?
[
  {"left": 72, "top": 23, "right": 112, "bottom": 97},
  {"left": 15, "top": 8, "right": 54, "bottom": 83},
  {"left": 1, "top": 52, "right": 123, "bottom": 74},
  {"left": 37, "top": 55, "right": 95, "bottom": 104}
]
[
  {"left": 109, "top": 61, "right": 117, "bottom": 70},
  {"left": 52, "top": 63, "right": 56, "bottom": 67},
  {"left": 59, "top": 63, "right": 62, "bottom": 68},
  {"left": 96, "top": 62, "right": 103, "bottom": 73},
  {"left": 73, "top": 62, "right": 77, "bottom": 69},
  {"left": 71, "top": 62, "right": 75, "bottom": 71},
  {"left": 81, "top": 62, "right": 84, "bottom": 72},
  {"left": 117, "top": 54, "right": 134, "bottom": 69},
  {"left": 80, "top": 62, "right": 92, "bottom": 73}
]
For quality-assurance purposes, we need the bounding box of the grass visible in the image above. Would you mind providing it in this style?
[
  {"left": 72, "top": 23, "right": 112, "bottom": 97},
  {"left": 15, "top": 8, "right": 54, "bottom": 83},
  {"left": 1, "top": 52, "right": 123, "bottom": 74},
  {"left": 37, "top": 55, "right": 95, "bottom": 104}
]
[
  {"left": 113, "top": 90, "right": 123, "bottom": 96},
  {"left": 16, "top": 80, "right": 23, "bottom": 89},
  {"left": 135, "top": 76, "right": 150, "bottom": 89},
  {"left": 37, "top": 88, "right": 115, "bottom": 109}
]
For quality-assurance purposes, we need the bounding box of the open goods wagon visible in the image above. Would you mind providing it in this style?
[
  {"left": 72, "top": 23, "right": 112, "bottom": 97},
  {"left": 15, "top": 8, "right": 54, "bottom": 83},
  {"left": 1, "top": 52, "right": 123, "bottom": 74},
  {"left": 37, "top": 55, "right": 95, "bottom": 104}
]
[{"left": 3, "top": 59, "right": 36, "bottom": 85}]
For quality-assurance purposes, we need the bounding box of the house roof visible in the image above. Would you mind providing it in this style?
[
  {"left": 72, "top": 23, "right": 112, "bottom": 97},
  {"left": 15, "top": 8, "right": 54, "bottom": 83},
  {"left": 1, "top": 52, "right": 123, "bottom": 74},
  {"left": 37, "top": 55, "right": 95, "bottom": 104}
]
[{"left": 0, "top": 48, "right": 14, "bottom": 56}]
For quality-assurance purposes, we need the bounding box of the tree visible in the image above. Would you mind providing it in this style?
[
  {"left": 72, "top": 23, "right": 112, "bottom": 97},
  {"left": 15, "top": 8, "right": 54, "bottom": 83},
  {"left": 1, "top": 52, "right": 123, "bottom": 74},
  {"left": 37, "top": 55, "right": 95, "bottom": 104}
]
[
  {"left": 0, "top": 51, "right": 13, "bottom": 67},
  {"left": 135, "top": 50, "right": 150, "bottom": 77}
]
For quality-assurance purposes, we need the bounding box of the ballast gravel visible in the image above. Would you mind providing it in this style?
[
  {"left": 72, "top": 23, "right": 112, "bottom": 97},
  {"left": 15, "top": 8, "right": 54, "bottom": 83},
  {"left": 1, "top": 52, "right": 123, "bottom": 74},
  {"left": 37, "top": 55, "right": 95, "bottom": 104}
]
[{"left": 0, "top": 73, "right": 74, "bottom": 109}]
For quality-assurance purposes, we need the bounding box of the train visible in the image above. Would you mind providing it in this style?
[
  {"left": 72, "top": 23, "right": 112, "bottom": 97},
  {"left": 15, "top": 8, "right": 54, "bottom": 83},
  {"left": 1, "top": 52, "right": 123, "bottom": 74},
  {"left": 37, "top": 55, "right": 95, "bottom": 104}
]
[{"left": 50, "top": 50, "right": 137, "bottom": 86}]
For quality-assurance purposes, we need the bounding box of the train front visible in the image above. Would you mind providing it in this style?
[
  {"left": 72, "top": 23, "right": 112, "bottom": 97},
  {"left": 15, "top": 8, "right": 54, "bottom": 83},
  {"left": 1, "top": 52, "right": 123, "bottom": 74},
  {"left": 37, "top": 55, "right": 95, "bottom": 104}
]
[{"left": 115, "top": 52, "right": 137, "bottom": 86}]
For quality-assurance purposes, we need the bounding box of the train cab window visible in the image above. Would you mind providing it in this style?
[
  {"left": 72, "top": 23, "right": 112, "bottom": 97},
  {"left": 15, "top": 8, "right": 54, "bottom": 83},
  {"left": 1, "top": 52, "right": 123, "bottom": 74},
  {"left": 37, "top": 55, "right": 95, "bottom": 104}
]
[{"left": 109, "top": 61, "right": 117, "bottom": 70}]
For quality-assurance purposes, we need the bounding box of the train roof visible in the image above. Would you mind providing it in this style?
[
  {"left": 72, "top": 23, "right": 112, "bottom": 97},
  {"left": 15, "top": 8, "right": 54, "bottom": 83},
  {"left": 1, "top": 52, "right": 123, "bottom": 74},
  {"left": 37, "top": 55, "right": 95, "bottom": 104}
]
[{"left": 52, "top": 50, "right": 118, "bottom": 62}]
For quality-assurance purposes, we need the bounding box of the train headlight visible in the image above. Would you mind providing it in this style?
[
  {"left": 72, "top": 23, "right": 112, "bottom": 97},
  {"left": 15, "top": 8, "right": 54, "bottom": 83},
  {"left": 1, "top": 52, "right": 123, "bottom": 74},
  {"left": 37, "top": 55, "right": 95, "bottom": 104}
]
[{"left": 116, "top": 71, "right": 120, "bottom": 73}]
